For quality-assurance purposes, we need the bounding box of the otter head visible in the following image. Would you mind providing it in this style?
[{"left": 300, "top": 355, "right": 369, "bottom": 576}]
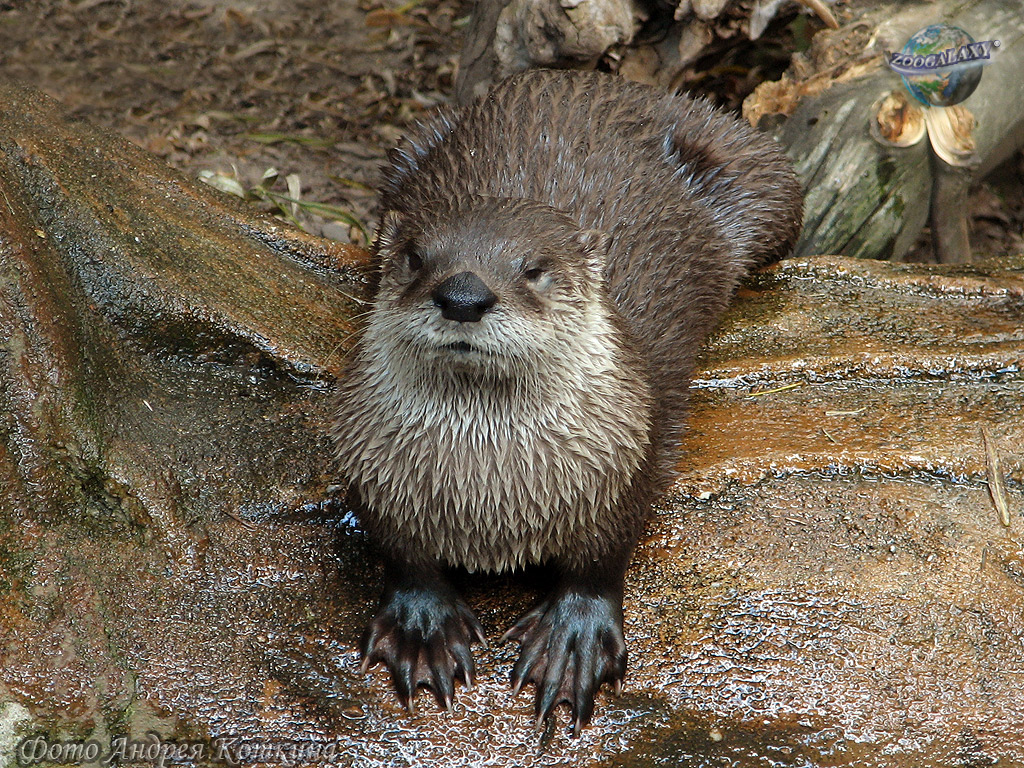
[{"left": 365, "top": 197, "right": 614, "bottom": 378}]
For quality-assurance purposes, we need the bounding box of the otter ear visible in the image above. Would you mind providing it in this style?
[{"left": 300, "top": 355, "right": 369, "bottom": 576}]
[
  {"left": 577, "top": 228, "right": 610, "bottom": 279},
  {"left": 374, "top": 210, "right": 403, "bottom": 252}
]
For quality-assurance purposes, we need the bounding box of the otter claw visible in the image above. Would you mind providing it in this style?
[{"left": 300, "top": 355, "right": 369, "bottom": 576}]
[
  {"left": 505, "top": 592, "right": 626, "bottom": 733},
  {"left": 361, "top": 585, "right": 484, "bottom": 711}
]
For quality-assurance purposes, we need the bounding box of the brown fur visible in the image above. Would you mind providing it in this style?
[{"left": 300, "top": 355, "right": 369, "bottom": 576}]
[{"left": 333, "top": 70, "right": 801, "bottom": 574}]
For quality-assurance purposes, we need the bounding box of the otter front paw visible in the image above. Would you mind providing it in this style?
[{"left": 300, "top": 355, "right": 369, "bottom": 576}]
[
  {"left": 502, "top": 592, "right": 627, "bottom": 734},
  {"left": 361, "top": 587, "right": 486, "bottom": 711}
]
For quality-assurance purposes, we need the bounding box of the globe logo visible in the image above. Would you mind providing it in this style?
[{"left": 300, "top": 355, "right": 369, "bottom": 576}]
[{"left": 886, "top": 24, "right": 999, "bottom": 107}]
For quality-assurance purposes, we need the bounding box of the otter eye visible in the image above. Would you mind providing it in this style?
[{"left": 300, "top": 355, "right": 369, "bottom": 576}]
[
  {"left": 406, "top": 251, "right": 423, "bottom": 272},
  {"left": 523, "top": 266, "right": 545, "bottom": 281}
]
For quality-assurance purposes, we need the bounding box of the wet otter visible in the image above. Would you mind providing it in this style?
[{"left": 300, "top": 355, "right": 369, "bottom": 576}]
[{"left": 332, "top": 69, "right": 802, "bottom": 731}]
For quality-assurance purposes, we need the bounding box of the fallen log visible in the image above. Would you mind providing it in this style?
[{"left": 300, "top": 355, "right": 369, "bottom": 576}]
[
  {"left": 454, "top": 0, "right": 837, "bottom": 103},
  {"left": 1, "top": 82, "right": 1023, "bottom": 766}
]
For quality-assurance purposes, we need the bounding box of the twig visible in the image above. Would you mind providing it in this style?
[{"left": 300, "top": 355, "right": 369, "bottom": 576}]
[
  {"left": 224, "top": 510, "right": 258, "bottom": 531},
  {"left": 748, "top": 382, "right": 805, "bottom": 397},
  {"left": 795, "top": 0, "right": 840, "bottom": 29},
  {"left": 982, "top": 426, "right": 1011, "bottom": 528}
]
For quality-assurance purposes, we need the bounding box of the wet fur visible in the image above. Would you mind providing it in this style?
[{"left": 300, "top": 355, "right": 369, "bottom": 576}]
[
  {"left": 335, "top": 71, "right": 800, "bottom": 570},
  {"left": 330, "top": 69, "right": 802, "bottom": 724}
]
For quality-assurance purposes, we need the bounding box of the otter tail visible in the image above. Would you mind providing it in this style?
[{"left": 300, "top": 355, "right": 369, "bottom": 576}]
[{"left": 664, "top": 96, "right": 803, "bottom": 269}]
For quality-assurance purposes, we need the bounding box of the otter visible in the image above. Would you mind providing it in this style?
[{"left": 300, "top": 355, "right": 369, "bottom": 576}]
[{"left": 332, "top": 69, "right": 802, "bottom": 732}]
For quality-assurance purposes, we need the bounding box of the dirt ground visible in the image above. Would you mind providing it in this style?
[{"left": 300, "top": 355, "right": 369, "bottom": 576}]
[
  {"left": 3, "top": 0, "right": 1020, "bottom": 259},
  {"left": 0, "top": 0, "right": 467, "bottom": 248}
]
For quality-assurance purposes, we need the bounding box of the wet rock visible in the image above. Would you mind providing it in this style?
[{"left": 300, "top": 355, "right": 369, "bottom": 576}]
[{"left": 1, "top": 83, "right": 1023, "bottom": 766}]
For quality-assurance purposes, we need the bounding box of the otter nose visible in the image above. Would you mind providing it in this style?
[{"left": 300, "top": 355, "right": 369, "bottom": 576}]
[{"left": 431, "top": 271, "right": 497, "bottom": 323}]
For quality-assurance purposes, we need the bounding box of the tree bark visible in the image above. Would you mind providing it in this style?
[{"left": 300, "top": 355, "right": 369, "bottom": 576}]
[{"left": 0, "top": 81, "right": 367, "bottom": 531}]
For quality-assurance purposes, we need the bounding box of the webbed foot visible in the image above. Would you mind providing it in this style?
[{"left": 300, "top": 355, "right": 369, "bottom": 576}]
[
  {"left": 502, "top": 591, "right": 626, "bottom": 734},
  {"left": 362, "top": 578, "right": 486, "bottom": 712}
]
